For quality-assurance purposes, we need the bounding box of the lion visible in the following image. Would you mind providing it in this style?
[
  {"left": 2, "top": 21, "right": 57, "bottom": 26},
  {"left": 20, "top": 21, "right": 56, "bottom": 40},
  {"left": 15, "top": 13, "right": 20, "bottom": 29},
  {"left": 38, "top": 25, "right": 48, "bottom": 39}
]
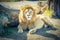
[
  {"left": 18, "top": 5, "right": 58, "bottom": 34},
  {"left": 18, "top": 5, "right": 45, "bottom": 34}
]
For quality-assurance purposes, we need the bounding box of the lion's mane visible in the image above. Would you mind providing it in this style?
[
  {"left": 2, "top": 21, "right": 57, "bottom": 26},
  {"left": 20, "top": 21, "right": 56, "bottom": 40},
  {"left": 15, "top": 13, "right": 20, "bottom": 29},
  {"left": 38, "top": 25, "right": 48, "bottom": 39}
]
[{"left": 18, "top": 5, "right": 38, "bottom": 26}]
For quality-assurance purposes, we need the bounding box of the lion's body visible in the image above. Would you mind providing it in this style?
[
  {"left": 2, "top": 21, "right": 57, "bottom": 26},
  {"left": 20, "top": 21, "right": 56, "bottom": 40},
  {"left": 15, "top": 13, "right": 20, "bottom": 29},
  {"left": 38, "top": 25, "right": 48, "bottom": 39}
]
[
  {"left": 18, "top": 15, "right": 44, "bottom": 33},
  {"left": 18, "top": 5, "right": 59, "bottom": 34},
  {"left": 18, "top": 5, "right": 44, "bottom": 33}
]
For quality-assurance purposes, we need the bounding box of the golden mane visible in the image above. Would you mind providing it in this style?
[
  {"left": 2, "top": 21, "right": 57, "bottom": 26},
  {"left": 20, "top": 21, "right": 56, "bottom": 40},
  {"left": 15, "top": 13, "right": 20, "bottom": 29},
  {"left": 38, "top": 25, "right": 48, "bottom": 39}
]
[{"left": 19, "top": 5, "right": 37, "bottom": 25}]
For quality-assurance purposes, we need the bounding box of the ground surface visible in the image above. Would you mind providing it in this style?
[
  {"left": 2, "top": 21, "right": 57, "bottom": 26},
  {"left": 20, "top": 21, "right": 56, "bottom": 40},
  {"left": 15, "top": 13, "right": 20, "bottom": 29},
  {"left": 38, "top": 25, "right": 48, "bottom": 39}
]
[{"left": 0, "top": 24, "right": 60, "bottom": 40}]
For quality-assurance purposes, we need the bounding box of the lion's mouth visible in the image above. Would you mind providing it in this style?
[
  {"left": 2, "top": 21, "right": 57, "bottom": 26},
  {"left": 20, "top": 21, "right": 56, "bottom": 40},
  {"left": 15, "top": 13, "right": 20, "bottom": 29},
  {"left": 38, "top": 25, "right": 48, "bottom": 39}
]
[
  {"left": 28, "top": 16, "right": 30, "bottom": 18},
  {"left": 26, "top": 16, "right": 32, "bottom": 20}
]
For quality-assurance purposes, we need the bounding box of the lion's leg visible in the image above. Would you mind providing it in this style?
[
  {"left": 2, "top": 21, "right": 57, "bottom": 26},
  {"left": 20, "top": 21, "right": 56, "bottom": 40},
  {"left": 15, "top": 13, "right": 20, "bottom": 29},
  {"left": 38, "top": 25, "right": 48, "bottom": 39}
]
[
  {"left": 28, "top": 18, "right": 44, "bottom": 34},
  {"left": 28, "top": 28, "right": 36, "bottom": 34},
  {"left": 18, "top": 24, "right": 23, "bottom": 33},
  {"left": 28, "top": 25, "right": 44, "bottom": 34}
]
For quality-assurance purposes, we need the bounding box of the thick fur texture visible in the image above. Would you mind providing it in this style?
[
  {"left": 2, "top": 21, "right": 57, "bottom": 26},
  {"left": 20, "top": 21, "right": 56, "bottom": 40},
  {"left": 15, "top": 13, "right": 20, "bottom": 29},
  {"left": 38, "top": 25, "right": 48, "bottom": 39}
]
[{"left": 18, "top": 5, "right": 44, "bottom": 34}]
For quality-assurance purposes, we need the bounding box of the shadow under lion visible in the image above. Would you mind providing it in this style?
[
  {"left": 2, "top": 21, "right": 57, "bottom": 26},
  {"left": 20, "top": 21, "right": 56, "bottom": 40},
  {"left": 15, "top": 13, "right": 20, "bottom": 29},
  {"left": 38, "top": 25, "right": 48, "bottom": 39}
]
[{"left": 0, "top": 24, "right": 60, "bottom": 40}]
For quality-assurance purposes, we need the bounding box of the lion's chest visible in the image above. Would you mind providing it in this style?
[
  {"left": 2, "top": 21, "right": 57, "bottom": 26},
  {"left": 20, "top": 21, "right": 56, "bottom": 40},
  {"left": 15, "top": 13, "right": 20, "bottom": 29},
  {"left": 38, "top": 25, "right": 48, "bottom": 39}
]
[{"left": 20, "top": 22, "right": 34, "bottom": 29}]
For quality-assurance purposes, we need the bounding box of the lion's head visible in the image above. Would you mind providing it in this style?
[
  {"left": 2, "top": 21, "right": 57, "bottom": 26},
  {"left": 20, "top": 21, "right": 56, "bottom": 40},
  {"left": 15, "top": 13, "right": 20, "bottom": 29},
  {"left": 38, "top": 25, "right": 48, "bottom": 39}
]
[{"left": 19, "top": 5, "right": 38, "bottom": 24}]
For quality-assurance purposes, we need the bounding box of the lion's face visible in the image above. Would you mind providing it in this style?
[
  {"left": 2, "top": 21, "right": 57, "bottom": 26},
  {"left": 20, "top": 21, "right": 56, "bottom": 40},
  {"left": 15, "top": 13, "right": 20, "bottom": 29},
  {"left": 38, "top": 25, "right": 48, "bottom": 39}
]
[
  {"left": 19, "top": 5, "right": 37, "bottom": 23},
  {"left": 23, "top": 8, "right": 34, "bottom": 20}
]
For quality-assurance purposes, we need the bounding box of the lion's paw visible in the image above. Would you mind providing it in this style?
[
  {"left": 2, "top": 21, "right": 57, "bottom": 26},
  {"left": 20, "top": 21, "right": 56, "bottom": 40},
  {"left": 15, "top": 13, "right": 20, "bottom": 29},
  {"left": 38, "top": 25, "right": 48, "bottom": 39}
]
[
  {"left": 18, "top": 29, "right": 23, "bottom": 33},
  {"left": 28, "top": 29, "right": 36, "bottom": 34}
]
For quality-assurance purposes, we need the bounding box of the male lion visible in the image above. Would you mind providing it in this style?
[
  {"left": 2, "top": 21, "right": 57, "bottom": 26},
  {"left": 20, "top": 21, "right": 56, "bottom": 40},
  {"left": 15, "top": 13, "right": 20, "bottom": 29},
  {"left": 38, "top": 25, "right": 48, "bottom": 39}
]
[
  {"left": 18, "top": 5, "right": 44, "bottom": 34},
  {"left": 18, "top": 5, "right": 57, "bottom": 34}
]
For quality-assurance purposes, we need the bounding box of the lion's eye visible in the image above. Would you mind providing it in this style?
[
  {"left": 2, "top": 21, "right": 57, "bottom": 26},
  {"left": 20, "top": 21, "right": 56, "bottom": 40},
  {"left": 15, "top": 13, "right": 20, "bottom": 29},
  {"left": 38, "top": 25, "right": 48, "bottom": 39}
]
[
  {"left": 24, "top": 8, "right": 34, "bottom": 16},
  {"left": 29, "top": 9, "right": 34, "bottom": 15}
]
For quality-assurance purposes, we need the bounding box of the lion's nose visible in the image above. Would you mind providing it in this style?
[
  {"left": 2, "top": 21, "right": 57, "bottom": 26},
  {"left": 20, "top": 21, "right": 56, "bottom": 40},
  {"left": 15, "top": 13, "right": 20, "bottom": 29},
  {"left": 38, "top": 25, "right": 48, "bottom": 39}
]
[{"left": 27, "top": 15, "right": 30, "bottom": 16}]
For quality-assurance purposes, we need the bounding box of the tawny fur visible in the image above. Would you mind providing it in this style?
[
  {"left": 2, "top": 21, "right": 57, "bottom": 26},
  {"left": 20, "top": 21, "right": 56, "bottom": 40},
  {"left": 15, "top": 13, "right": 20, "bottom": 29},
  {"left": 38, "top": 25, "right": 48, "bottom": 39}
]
[{"left": 18, "top": 5, "right": 44, "bottom": 34}]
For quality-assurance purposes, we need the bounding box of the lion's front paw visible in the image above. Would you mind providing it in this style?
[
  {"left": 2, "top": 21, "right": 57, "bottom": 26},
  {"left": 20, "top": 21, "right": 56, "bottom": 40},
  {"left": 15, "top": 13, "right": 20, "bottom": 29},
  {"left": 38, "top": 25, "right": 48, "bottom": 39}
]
[
  {"left": 28, "top": 29, "right": 36, "bottom": 34},
  {"left": 18, "top": 29, "right": 23, "bottom": 33}
]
